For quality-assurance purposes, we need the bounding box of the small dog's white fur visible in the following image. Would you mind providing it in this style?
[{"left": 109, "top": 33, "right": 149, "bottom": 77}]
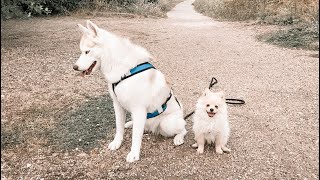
[
  {"left": 74, "top": 20, "right": 187, "bottom": 162},
  {"left": 192, "top": 88, "right": 231, "bottom": 154}
]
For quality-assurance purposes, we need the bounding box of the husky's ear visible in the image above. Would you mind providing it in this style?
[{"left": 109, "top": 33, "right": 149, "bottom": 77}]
[
  {"left": 203, "top": 88, "right": 211, "bottom": 96},
  {"left": 78, "top": 24, "right": 89, "bottom": 35},
  {"left": 86, "top": 20, "right": 99, "bottom": 37},
  {"left": 216, "top": 91, "right": 225, "bottom": 100}
]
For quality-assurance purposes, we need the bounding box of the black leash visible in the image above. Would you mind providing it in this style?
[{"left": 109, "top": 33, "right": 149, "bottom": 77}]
[
  {"left": 183, "top": 77, "right": 245, "bottom": 120},
  {"left": 210, "top": 77, "right": 245, "bottom": 105},
  {"left": 184, "top": 111, "right": 195, "bottom": 120}
]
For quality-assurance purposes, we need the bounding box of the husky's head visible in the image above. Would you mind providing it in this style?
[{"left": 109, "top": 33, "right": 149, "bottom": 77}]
[{"left": 73, "top": 20, "right": 103, "bottom": 76}]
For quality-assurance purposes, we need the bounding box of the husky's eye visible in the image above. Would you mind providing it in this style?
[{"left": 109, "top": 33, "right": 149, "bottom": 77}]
[
  {"left": 85, "top": 50, "right": 90, "bottom": 54},
  {"left": 206, "top": 104, "right": 210, "bottom": 107},
  {"left": 215, "top": 105, "right": 219, "bottom": 109}
]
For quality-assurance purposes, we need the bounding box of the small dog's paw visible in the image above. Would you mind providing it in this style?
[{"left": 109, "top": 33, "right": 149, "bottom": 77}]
[
  {"left": 124, "top": 121, "right": 133, "bottom": 129},
  {"left": 196, "top": 148, "right": 204, "bottom": 154},
  {"left": 108, "top": 139, "right": 122, "bottom": 151},
  {"left": 222, "top": 146, "right": 231, "bottom": 153},
  {"left": 173, "top": 134, "right": 184, "bottom": 146},
  {"left": 191, "top": 143, "right": 198, "bottom": 148},
  {"left": 215, "top": 147, "right": 223, "bottom": 154},
  {"left": 126, "top": 151, "right": 140, "bottom": 162}
]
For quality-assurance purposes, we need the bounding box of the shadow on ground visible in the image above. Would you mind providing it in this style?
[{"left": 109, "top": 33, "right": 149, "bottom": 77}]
[
  {"left": 1, "top": 95, "right": 119, "bottom": 152},
  {"left": 49, "top": 95, "right": 116, "bottom": 152},
  {"left": 1, "top": 125, "right": 25, "bottom": 150}
]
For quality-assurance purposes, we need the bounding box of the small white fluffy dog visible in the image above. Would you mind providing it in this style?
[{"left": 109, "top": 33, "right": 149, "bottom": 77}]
[
  {"left": 192, "top": 88, "right": 231, "bottom": 154},
  {"left": 73, "top": 20, "right": 187, "bottom": 162}
]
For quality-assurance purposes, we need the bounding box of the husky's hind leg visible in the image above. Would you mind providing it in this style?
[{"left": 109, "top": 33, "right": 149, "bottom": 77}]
[
  {"left": 159, "top": 112, "right": 187, "bottom": 146},
  {"left": 173, "top": 128, "right": 187, "bottom": 146}
]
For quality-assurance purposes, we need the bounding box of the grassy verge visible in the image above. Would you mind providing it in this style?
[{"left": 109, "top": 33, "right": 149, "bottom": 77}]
[
  {"left": 95, "top": 0, "right": 185, "bottom": 18},
  {"left": 258, "top": 24, "right": 319, "bottom": 51},
  {"left": 193, "top": 0, "right": 319, "bottom": 51},
  {"left": 1, "top": 0, "right": 184, "bottom": 19},
  {"left": 72, "top": 0, "right": 182, "bottom": 18}
]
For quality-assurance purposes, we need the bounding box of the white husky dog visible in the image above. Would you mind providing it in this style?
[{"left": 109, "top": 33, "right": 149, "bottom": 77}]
[{"left": 73, "top": 20, "right": 187, "bottom": 162}]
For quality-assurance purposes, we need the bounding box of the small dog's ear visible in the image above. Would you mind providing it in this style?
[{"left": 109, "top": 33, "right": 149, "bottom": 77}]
[
  {"left": 86, "top": 20, "right": 99, "bottom": 37},
  {"left": 203, "top": 88, "right": 211, "bottom": 96},
  {"left": 216, "top": 91, "right": 225, "bottom": 100}
]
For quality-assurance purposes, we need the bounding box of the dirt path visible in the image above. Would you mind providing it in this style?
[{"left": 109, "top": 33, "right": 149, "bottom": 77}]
[
  {"left": 167, "top": 0, "right": 217, "bottom": 27},
  {"left": 1, "top": 0, "right": 319, "bottom": 179}
]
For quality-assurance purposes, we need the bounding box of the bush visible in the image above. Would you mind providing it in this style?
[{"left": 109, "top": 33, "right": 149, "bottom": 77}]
[
  {"left": 193, "top": 0, "right": 262, "bottom": 21},
  {"left": 99, "top": 0, "right": 170, "bottom": 17},
  {"left": 193, "top": 0, "right": 319, "bottom": 23},
  {"left": 1, "top": 0, "right": 83, "bottom": 19}
]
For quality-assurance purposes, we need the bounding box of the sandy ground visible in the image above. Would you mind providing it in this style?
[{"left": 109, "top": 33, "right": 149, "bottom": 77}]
[{"left": 1, "top": 0, "right": 319, "bottom": 179}]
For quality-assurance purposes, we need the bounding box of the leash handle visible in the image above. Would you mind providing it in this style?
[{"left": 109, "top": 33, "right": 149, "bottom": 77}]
[{"left": 209, "top": 77, "right": 218, "bottom": 90}]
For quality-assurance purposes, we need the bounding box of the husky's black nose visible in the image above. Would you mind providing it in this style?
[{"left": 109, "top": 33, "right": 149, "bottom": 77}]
[
  {"left": 210, "top": 108, "right": 214, "bottom": 112},
  {"left": 73, "top": 65, "right": 79, "bottom": 71}
]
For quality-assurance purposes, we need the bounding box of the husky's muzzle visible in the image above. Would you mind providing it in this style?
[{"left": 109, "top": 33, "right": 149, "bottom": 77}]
[{"left": 73, "top": 61, "right": 97, "bottom": 77}]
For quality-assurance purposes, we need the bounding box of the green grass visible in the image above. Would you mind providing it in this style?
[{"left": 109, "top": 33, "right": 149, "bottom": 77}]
[
  {"left": 258, "top": 24, "right": 319, "bottom": 51},
  {"left": 72, "top": 0, "right": 185, "bottom": 18}
]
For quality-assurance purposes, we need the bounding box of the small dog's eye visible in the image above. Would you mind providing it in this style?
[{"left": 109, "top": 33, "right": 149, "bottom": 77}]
[
  {"left": 215, "top": 105, "right": 219, "bottom": 109},
  {"left": 206, "top": 104, "right": 210, "bottom": 107},
  {"left": 85, "top": 50, "right": 90, "bottom": 54}
]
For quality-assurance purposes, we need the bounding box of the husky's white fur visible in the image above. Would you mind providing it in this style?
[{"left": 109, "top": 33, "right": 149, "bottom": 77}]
[
  {"left": 74, "top": 20, "right": 187, "bottom": 162},
  {"left": 192, "top": 88, "right": 231, "bottom": 154}
]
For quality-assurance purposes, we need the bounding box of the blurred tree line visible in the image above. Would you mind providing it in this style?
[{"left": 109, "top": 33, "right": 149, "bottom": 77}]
[{"left": 1, "top": 0, "right": 159, "bottom": 19}]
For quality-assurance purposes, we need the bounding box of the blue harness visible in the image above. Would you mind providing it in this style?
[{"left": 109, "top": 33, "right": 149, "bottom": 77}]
[{"left": 112, "top": 62, "right": 180, "bottom": 119}]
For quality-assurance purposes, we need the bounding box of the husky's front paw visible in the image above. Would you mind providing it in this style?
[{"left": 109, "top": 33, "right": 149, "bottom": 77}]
[
  {"left": 173, "top": 134, "right": 184, "bottom": 146},
  {"left": 108, "top": 139, "right": 122, "bottom": 151},
  {"left": 126, "top": 151, "right": 140, "bottom": 162},
  {"left": 215, "top": 146, "right": 223, "bottom": 154}
]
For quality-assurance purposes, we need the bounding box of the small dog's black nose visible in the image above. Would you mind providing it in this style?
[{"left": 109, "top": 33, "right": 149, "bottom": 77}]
[
  {"left": 210, "top": 108, "right": 214, "bottom": 112},
  {"left": 73, "top": 65, "right": 79, "bottom": 71}
]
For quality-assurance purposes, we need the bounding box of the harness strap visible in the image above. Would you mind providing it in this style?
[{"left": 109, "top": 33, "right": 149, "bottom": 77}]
[
  {"left": 110, "top": 62, "right": 180, "bottom": 119},
  {"left": 147, "top": 91, "right": 172, "bottom": 119},
  {"left": 112, "top": 62, "right": 155, "bottom": 94},
  {"left": 175, "top": 97, "right": 181, "bottom": 108}
]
